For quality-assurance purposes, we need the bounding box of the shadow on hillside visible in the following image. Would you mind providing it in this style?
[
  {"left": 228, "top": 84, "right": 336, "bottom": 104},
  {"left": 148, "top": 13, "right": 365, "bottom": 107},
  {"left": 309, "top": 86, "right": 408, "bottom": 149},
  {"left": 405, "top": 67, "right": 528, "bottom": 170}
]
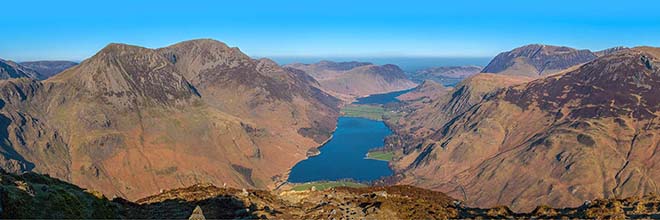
[{"left": 115, "top": 195, "right": 270, "bottom": 219}]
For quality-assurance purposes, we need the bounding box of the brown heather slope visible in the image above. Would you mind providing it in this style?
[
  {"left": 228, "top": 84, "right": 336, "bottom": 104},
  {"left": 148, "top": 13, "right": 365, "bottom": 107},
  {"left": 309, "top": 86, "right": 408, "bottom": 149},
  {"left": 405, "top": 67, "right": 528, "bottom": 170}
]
[
  {"left": 481, "top": 44, "right": 599, "bottom": 77},
  {"left": 386, "top": 74, "right": 531, "bottom": 167},
  {"left": 0, "top": 39, "right": 340, "bottom": 200},
  {"left": 6, "top": 170, "right": 660, "bottom": 219},
  {"left": 285, "top": 61, "right": 417, "bottom": 97},
  {"left": 395, "top": 48, "right": 660, "bottom": 211}
]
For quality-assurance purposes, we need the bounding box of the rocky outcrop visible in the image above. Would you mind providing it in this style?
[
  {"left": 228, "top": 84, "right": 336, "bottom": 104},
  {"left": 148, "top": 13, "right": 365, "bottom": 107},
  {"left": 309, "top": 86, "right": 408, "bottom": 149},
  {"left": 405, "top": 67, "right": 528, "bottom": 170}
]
[
  {"left": 395, "top": 48, "right": 660, "bottom": 211},
  {"left": 285, "top": 61, "right": 417, "bottom": 97}
]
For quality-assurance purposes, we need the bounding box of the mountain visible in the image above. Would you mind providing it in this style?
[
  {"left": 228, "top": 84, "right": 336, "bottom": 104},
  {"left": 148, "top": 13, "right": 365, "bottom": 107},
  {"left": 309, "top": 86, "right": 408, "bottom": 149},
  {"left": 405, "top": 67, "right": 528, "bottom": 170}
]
[
  {"left": 19, "top": 61, "right": 78, "bottom": 79},
  {"left": 386, "top": 74, "right": 531, "bottom": 161},
  {"left": 392, "top": 48, "right": 660, "bottom": 211},
  {"left": 396, "top": 80, "right": 450, "bottom": 102},
  {"left": 481, "top": 44, "right": 598, "bottom": 77},
  {"left": 5, "top": 169, "right": 660, "bottom": 219},
  {"left": 408, "top": 66, "right": 482, "bottom": 86},
  {"left": 594, "top": 46, "right": 629, "bottom": 57},
  {"left": 285, "top": 61, "right": 417, "bottom": 97},
  {"left": 0, "top": 59, "right": 42, "bottom": 79},
  {"left": 0, "top": 39, "right": 340, "bottom": 200}
]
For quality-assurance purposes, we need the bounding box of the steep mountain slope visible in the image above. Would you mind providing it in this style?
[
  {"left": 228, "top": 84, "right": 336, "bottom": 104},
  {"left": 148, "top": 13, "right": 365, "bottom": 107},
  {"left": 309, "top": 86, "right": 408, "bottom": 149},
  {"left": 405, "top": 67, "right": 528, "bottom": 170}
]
[
  {"left": 409, "top": 66, "right": 482, "bottom": 86},
  {"left": 285, "top": 61, "right": 417, "bottom": 97},
  {"left": 0, "top": 59, "right": 42, "bottom": 79},
  {"left": 481, "top": 44, "right": 598, "bottom": 77},
  {"left": 0, "top": 39, "right": 340, "bottom": 200},
  {"left": 386, "top": 74, "right": 531, "bottom": 162},
  {"left": 158, "top": 39, "right": 339, "bottom": 143},
  {"left": 19, "top": 61, "right": 78, "bottom": 79},
  {"left": 396, "top": 48, "right": 660, "bottom": 211}
]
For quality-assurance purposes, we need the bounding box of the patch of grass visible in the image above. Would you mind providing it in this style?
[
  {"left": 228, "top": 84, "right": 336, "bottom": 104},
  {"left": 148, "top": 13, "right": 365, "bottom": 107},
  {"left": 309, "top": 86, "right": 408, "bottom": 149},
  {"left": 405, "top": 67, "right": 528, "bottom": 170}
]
[
  {"left": 366, "top": 151, "right": 395, "bottom": 161},
  {"left": 291, "top": 181, "right": 367, "bottom": 191},
  {"left": 341, "top": 104, "right": 385, "bottom": 121}
]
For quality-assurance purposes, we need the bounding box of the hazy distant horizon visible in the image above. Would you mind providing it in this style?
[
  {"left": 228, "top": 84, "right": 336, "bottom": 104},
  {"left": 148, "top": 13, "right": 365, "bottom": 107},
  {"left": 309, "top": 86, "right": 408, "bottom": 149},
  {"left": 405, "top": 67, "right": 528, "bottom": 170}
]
[{"left": 266, "top": 56, "right": 491, "bottom": 72}]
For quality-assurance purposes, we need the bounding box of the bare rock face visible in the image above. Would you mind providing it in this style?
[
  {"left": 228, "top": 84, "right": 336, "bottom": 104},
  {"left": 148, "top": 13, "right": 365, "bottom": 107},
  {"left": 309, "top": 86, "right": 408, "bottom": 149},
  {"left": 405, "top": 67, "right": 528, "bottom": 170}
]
[
  {"left": 0, "top": 39, "right": 340, "bottom": 200},
  {"left": 395, "top": 48, "right": 660, "bottom": 211},
  {"left": 482, "top": 44, "right": 598, "bottom": 77},
  {"left": 285, "top": 61, "right": 417, "bottom": 97},
  {"left": 19, "top": 61, "right": 77, "bottom": 79}
]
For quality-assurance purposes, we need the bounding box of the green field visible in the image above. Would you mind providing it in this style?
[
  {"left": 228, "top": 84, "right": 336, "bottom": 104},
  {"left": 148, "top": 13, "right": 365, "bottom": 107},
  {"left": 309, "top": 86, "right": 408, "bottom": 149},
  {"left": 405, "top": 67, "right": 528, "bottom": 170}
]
[
  {"left": 291, "top": 181, "right": 367, "bottom": 191},
  {"left": 366, "top": 151, "right": 395, "bottom": 161},
  {"left": 341, "top": 104, "right": 385, "bottom": 120}
]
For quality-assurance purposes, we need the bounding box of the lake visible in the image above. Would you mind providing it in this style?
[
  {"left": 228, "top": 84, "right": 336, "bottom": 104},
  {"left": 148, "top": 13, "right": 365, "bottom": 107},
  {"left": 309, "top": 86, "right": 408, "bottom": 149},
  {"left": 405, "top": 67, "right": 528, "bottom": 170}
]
[
  {"left": 353, "top": 88, "right": 414, "bottom": 105},
  {"left": 287, "top": 117, "right": 393, "bottom": 183}
]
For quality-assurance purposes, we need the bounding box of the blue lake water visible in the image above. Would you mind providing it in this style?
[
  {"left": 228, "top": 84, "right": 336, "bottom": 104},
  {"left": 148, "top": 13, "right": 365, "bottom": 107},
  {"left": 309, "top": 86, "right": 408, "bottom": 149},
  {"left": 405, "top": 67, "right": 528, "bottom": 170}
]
[
  {"left": 353, "top": 88, "right": 414, "bottom": 105},
  {"left": 287, "top": 117, "right": 393, "bottom": 183}
]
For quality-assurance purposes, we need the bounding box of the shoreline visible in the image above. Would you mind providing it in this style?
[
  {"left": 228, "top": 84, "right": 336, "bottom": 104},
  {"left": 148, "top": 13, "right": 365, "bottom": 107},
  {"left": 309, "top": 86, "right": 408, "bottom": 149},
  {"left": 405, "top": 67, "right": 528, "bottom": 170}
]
[{"left": 278, "top": 88, "right": 411, "bottom": 189}]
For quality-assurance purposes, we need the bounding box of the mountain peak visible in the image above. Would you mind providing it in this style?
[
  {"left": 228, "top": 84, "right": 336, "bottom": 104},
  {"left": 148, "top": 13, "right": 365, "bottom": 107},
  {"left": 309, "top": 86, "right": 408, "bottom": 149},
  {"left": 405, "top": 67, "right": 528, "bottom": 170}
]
[
  {"left": 48, "top": 42, "right": 199, "bottom": 107},
  {"left": 482, "top": 44, "right": 597, "bottom": 77}
]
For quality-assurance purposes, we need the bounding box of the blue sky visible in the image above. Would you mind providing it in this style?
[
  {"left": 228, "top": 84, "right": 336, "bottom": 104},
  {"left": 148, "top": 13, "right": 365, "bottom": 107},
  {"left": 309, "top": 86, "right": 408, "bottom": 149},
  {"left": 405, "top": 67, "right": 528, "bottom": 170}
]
[{"left": 2, "top": 0, "right": 659, "bottom": 61}]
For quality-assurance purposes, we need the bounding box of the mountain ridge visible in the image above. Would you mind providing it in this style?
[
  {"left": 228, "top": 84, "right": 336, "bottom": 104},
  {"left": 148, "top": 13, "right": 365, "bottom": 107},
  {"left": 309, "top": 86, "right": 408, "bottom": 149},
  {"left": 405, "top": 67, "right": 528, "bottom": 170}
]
[
  {"left": 285, "top": 60, "right": 417, "bottom": 97},
  {"left": 392, "top": 48, "right": 660, "bottom": 211},
  {"left": 0, "top": 39, "right": 341, "bottom": 200}
]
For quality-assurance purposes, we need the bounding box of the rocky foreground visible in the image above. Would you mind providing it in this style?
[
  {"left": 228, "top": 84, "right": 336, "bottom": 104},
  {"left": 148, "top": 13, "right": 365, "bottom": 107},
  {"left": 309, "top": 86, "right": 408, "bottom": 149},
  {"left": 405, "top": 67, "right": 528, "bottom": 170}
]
[{"left": 3, "top": 169, "right": 660, "bottom": 219}]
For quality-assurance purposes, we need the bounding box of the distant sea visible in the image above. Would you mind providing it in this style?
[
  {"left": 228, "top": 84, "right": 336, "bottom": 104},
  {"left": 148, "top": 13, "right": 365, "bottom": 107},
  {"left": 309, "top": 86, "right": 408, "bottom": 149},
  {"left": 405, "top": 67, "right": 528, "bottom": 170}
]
[{"left": 265, "top": 56, "right": 492, "bottom": 72}]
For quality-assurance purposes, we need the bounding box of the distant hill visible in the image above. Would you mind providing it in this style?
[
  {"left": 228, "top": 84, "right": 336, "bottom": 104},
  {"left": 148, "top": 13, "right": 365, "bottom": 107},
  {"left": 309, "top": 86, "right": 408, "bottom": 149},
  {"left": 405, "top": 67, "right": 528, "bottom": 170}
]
[
  {"left": 0, "top": 58, "right": 42, "bottom": 79},
  {"left": 285, "top": 61, "right": 417, "bottom": 97},
  {"left": 408, "top": 66, "right": 482, "bottom": 86},
  {"left": 20, "top": 60, "right": 77, "bottom": 79},
  {"left": 594, "top": 46, "right": 629, "bottom": 57}
]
